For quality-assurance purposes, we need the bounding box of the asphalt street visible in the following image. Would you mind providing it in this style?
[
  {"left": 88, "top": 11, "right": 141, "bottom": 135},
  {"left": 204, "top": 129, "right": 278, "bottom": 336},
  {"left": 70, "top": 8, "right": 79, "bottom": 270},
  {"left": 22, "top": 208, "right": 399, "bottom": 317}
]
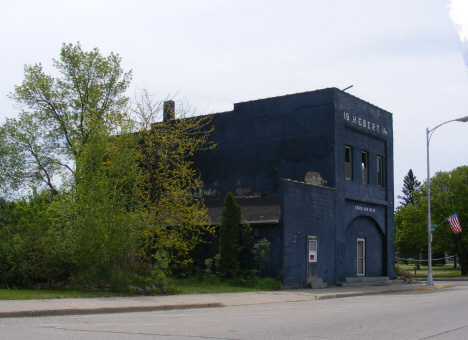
[{"left": 0, "top": 281, "right": 465, "bottom": 340}]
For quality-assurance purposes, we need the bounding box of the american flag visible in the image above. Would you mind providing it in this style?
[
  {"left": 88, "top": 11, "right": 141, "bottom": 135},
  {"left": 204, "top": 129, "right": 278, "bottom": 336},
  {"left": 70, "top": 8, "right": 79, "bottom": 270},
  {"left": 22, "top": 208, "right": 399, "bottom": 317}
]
[{"left": 447, "top": 213, "right": 462, "bottom": 233}]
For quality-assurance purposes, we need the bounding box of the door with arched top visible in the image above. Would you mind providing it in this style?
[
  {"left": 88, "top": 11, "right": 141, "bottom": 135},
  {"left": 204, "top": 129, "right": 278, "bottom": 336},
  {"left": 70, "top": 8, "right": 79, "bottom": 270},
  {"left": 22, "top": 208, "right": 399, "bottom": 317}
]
[{"left": 345, "top": 216, "right": 384, "bottom": 277}]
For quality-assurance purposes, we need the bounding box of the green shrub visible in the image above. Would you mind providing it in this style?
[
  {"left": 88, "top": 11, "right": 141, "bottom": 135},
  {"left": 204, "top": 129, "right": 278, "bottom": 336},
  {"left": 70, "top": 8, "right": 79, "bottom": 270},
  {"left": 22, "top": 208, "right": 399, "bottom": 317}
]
[
  {"left": 218, "top": 192, "right": 241, "bottom": 278},
  {"left": 0, "top": 191, "right": 69, "bottom": 287},
  {"left": 202, "top": 275, "right": 222, "bottom": 285},
  {"left": 253, "top": 238, "right": 270, "bottom": 278},
  {"left": 256, "top": 277, "right": 282, "bottom": 291}
]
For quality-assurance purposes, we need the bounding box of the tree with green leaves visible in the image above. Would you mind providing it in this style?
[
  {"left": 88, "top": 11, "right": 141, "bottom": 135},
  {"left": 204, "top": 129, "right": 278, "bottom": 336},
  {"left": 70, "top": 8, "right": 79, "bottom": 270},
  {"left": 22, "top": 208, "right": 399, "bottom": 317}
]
[
  {"left": 397, "top": 169, "right": 421, "bottom": 206},
  {"left": 0, "top": 191, "right": 67, "bottom": 286},
  {"left": 5, "top": 42, "right": 132, "bottom": 193},
  {"left": 0, "top": 126, "right": 25, "bottom": 199},
  {"left": 218, "top": 192, "right": 241, "bottom": 279},
  {"left": 0, "top": 43, "right": 214, "bottom": 287},
  {"left": 395, "top": 169, "right": 424, "bottom": 268},
  {"left": 51, "top": 116, "right": 144, "bottom": 270},
  {"left": 430, "top": 166, "right": 468, "bottom": 274},
  {"left": 394, "top": 200, "right": 427, "bottom": 268},
  {"left": 1, "top": 42, "right": 143, "bottom": 280},
  {"left": 395, "top": 166, "right": 468, "bottom": 275}
]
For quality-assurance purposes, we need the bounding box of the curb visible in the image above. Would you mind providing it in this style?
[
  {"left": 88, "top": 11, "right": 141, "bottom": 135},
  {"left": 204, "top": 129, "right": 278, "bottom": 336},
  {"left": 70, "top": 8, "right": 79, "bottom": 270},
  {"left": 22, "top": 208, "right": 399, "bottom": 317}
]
[
  {"left": 314, "top": 284, "right": 455, "bottom": 300},
  {"left": 413, "top": 284, "right": 454, "bottom": 290},
  {"left": 414, "top": 278, "right": 468, "bottom": 282},
  {"left": 0, "top": 303, "right": 225, "bottom": 319},
  {"left": 433, "top": 278, "right": 468, "bottom": 281}
]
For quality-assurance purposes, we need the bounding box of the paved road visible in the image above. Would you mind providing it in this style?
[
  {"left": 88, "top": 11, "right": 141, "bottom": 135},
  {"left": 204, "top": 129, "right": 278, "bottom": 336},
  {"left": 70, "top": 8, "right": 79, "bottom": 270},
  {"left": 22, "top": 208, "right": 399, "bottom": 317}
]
[{"left": 0, "top": 282, "right": 466, "bottom": 340}]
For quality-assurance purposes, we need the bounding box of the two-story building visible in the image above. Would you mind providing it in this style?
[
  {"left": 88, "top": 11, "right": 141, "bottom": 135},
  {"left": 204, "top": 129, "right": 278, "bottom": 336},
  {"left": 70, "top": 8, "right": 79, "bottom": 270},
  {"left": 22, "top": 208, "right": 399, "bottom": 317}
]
[{"left": 190, "top": 87, "right": 394, "bottom": 286}]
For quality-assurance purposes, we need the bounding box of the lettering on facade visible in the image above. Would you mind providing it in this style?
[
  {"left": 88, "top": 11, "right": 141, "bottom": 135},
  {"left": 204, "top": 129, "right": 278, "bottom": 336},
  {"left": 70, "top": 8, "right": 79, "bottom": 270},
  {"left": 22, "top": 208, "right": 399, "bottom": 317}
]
[
  {"left": 354, "top": 205, "right": 376, "bottom": 213},
  {"left": 343, "top": 111, "right": 388, "bottom": 136}
]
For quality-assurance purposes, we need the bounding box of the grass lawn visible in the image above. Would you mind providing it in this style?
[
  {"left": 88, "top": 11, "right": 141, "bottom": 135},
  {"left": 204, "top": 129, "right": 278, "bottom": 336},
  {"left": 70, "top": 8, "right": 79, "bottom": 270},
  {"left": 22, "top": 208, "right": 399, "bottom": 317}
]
[
  {"left": 397, "top": 263, "right": 464, "bottom": 278},
  {"left": 0, "top": 277, "right": 272, "bottom": 300},
  {"left": 0, "top": 289, "right": 122, "bottom": 300}
]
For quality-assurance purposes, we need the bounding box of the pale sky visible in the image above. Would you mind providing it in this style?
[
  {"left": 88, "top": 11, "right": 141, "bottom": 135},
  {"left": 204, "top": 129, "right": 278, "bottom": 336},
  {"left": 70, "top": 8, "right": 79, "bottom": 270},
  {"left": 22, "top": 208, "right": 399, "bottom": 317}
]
[
  {"left": 449, "top": 0, "right": 468, "bottom": 67},
  {"left": 1, "top": 0, "right": 468, "bottom": 204}
]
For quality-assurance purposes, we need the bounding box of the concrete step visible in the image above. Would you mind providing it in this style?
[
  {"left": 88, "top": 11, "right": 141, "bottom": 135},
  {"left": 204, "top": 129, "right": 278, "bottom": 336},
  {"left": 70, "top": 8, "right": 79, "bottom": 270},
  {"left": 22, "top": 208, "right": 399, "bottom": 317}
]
[
  {"left": 336, "top": 277, "right": 403, "bottom": 287},
  {"left": 307, "top": 277, "right": 328, "bottom": 289},
  {"left": 337, "top": 281, "right": 391, "bottom": 287}
]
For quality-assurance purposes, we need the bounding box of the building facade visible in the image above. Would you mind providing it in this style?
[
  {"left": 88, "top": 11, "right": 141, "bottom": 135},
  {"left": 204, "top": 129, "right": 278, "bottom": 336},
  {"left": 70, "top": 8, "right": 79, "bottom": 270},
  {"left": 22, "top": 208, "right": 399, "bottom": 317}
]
[{"left": 192, "top": 87, "right": 394, "bottom": 286}]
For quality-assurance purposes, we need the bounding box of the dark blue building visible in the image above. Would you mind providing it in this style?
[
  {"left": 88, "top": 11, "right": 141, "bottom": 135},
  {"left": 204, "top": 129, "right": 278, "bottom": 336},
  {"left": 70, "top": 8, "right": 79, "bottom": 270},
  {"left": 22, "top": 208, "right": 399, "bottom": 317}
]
[{"left": 192, "top": 87, "right": 394, "bottom": 286}]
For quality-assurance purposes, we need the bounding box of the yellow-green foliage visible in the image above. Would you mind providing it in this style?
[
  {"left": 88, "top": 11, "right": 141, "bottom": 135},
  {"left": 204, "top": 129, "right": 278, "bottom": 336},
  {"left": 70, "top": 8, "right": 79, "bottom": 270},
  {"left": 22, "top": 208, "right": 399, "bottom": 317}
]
[{"left": 136, "top": 92, "right": 215, "bottom": 270}]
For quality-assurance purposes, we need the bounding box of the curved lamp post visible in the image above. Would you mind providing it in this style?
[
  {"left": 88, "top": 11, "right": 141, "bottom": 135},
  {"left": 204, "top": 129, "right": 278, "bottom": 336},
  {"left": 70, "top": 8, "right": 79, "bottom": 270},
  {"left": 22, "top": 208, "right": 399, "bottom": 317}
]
[{"left": 426, "top": 116, "right": 468, "bottom": 285}]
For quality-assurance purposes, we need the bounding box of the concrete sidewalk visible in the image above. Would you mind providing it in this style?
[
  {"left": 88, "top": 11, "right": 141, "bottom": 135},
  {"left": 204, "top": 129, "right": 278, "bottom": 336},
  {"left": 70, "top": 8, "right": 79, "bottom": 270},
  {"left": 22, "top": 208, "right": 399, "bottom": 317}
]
[{"left": 0, "top": 283, "right": 454, "bottom": 318}]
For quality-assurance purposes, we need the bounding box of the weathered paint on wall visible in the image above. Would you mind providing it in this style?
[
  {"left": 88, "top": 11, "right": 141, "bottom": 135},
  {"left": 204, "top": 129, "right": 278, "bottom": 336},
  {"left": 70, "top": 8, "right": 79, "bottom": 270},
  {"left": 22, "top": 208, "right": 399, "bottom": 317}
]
[
  {"left": 192, "top": 88, "right": 394, "bottom": 286},
  {"left": 193, "top": 89, "right": 337, "bottom": 198},
  {"left": 280, "top": 180, "right": 336, "bottom": 286}
]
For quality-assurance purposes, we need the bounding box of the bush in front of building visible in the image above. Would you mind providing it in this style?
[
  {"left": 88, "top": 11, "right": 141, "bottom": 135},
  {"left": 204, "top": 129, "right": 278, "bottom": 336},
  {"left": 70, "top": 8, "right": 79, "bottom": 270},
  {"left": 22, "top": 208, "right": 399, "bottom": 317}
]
[{"left": 218, "top": 192, "right": 241, "bottom": 278}]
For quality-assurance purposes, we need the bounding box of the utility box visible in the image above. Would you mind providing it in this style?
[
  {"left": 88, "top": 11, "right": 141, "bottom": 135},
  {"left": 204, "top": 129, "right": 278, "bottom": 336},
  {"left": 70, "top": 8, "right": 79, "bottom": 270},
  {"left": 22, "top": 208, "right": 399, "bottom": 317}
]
[{"left": 309, "top": 237, "right": 317, "bottom": 263}]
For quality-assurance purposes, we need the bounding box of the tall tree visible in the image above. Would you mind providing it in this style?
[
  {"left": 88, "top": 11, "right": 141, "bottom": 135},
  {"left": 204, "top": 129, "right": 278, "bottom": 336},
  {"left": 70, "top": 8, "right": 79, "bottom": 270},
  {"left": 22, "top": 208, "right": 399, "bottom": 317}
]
[
  {"left": 51, "top": 116, "right": 144, "bottom": 270},
  {"left": 395, "top": 166, "right": 468, "bottom": 275},
  {"left": 394, "top": 200, "right": 427, "bottom": 267},
  {"left": 1, "top": 43, "right": 215, "bottom": 286},
  {"left": 395, "top": 169, "right": 423, "bottom": 268},
  {"left": 397, "top": 169, "right": 421, "bottom": 206},
  {"left": 5, "top": 42, "right": 132, "bottom": 192},
  {"left": 134, "top": 91, "right": 215, "bottom": 271},
  {"left": 430, "top": 166, "right": 468, "bottom": 275}
]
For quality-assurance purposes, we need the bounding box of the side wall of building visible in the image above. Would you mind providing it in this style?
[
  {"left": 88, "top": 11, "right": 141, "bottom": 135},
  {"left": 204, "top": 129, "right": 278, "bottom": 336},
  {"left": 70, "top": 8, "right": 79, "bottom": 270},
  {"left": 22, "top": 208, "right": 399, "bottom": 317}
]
[
  {"left": 191, "top": 88, "right": 395, "bottom": 284},
  {"left": 193, "top": 89, "right": 337, "bottom": 199},
  {"left": 280, "top": 180, "right": 336, "bottom": 286}
]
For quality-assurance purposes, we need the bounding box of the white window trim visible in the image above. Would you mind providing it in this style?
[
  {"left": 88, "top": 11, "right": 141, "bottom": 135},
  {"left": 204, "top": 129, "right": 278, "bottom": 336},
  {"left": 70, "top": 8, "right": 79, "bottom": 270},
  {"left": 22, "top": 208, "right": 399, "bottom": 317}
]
[{"left": 357, "top": 238, "right": 365, "bottom": 276}]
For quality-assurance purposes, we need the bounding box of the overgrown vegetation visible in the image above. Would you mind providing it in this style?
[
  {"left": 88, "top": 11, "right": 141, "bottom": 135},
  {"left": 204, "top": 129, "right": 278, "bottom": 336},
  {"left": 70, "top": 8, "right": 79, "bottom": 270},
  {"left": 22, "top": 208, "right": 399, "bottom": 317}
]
[
  {"left": 0, "top": 289, "right": 123, "bottom": 300},
  {"left": 0, "top": 43, "right": 282, "bottom": 294},
  {"left": 198, "top": 193, "right": 281, "bottom": 289},
  {"left": 170, "top": 275, "right": 281, "bottom": 294},
  {"left": 218, "top": 192, "right": 241, "bottom": 279},
  {"left": 0, "top": 43, "right": 214, "bottom": 293}
]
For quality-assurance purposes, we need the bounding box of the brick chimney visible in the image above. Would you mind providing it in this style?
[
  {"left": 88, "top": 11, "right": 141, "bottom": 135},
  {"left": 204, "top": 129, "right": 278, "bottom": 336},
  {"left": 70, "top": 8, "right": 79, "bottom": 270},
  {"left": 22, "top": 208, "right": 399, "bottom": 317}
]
[{"left": 163, "top": 100, "right": 175, "bottom": 122}]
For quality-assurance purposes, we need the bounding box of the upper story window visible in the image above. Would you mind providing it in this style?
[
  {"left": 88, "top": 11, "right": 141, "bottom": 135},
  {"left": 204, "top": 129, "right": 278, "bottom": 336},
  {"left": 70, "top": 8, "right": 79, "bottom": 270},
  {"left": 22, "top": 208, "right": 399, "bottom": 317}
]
[
  {"left": 377, "top": 156, "right": 383, "bottom": 187},
  {"left": 345, "top": 146, "right": 352, "bottom": 180},
  {"left": 361, "top": 151, "right": 369, "bottom": 184}
]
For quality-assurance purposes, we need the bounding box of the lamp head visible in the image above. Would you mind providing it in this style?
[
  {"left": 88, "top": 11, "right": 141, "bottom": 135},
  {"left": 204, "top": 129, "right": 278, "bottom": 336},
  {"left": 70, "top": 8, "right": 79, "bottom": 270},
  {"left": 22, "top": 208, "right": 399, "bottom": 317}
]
[{"left": 455, "top": 116, "right": 468, "bottom": 122}]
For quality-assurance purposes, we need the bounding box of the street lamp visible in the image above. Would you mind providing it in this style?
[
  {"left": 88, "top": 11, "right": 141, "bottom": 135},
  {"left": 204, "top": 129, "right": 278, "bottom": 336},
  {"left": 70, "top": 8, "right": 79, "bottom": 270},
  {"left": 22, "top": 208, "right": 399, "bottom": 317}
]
[{"left": 426, "top": 116, "right": 468, "bottom": 285}]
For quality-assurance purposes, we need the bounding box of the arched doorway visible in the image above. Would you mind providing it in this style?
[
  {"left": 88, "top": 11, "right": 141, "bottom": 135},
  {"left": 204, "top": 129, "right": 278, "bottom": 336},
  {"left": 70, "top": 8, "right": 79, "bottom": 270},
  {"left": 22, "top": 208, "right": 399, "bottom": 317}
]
[{"left": 344, "top": 216, "right": 385, "bottom": 278}]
